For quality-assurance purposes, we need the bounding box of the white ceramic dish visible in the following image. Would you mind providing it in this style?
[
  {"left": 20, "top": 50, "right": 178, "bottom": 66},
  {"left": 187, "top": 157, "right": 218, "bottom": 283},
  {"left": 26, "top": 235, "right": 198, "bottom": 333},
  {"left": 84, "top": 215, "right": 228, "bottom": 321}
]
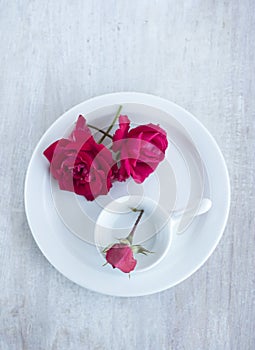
[{"left": 24, "top": 92, "right": 230, "bottom": 297}]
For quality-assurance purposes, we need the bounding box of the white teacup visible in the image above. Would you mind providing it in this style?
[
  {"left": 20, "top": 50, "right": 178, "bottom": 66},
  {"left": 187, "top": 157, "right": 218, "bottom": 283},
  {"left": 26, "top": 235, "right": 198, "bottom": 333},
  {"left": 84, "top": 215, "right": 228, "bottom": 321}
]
[{"left": 94, "top": 195, "right": 172, "bottom": 273}]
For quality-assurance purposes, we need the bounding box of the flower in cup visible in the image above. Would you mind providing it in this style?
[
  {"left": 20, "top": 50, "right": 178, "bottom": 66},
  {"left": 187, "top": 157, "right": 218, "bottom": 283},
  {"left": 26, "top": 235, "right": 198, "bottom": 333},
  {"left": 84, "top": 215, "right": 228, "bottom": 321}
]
[
  {"left": 104, "top": 244, "right": 137, "bottom": 273},
  {"left": 103, "top": 208, "right": 152, "bottom": 274}
]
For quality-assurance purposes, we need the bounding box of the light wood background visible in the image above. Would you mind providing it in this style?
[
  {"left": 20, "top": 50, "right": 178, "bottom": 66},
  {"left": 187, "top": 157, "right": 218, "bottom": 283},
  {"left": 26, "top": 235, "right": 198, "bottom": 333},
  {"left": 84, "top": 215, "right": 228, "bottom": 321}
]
[{"left": 0, "top": 1, "right": 254, "bottom": 349}]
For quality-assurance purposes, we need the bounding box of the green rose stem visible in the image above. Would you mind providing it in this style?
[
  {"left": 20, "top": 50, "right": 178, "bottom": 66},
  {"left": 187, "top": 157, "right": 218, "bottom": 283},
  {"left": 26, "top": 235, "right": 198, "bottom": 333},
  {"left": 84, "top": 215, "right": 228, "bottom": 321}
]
[
  {"left": 98, "top": 105, "right": 123, "bottom": 144},
  {"left": 126, "top": 208, "right": 144, "bottom": 244},
  {"left": 87, "top": 124, "right": 113, "bottom": 139}
]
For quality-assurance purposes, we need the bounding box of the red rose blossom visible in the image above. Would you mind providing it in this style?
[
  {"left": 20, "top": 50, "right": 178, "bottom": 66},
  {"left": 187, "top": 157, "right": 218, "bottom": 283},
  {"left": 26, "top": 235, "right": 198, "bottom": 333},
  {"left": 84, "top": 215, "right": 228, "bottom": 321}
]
[
  {"left": 105, "top": 243, "right": 137, "bottom": 273},
  {"left": 43, "top": 115, "right": 114, "bottom": 201},
  {"left": 112, "top": 115, "right": 168, "bottom": 183}
]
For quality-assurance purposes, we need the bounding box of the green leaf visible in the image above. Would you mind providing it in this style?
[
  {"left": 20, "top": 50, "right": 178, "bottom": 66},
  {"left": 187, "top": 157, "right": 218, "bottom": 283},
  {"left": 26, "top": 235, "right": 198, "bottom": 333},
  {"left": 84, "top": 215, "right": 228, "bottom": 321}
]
[
  {"left": 102, "top": 243, "right": 114, "bottom": 254},
  {"left": 131, "top": 245, "right": 154, "bottom": 255},
  {"left": 118, "top": 238, "right": 130, "bottom": 245}
]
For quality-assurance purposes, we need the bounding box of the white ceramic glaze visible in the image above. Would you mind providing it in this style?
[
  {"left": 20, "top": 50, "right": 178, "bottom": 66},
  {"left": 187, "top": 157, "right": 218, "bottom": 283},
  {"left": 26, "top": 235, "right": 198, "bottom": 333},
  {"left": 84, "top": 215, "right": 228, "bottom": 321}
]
[{"left": 24, "top": 92, "right": 230, "bottom": 297}]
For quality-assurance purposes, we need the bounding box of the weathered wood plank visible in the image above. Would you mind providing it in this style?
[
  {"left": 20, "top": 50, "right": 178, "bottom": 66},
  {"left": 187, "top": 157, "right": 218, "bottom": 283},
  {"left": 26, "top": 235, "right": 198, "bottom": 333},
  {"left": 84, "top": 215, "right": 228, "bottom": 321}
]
[{"left": 0, "top": 0, "right": 254, "bottom": 349}]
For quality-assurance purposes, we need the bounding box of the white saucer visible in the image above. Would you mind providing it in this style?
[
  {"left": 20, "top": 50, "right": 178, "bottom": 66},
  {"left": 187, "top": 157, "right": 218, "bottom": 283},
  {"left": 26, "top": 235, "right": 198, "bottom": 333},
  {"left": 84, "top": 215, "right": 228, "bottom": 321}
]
[{"left": 24, "top": 92, "right": 230, "bottom": 297}]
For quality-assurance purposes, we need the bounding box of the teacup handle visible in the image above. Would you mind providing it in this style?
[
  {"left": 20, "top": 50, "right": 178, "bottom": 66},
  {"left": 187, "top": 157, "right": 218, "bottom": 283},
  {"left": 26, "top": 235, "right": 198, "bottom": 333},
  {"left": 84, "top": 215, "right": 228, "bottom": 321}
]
[{"left": 172, "top": 198, "right": 212, "bottom": 234}]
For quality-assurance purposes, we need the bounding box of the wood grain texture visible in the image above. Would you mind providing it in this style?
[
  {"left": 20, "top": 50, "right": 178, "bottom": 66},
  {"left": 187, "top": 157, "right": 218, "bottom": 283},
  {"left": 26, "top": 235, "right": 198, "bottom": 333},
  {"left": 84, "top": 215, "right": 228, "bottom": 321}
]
[{"left": 0, "top": 0, "right": 254, "bottom": 349}]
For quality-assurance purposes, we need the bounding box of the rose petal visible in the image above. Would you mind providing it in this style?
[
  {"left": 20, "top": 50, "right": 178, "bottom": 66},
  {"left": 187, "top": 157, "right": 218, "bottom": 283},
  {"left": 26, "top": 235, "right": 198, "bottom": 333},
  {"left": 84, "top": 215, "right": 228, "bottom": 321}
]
[
  {"left": 106, "top": 244, "right": 137, "bottom": 273},
  {"left": 131, "top": 161, "right": 154, "bottom": 183},
  {"left": 112, "top": 115, "right": 130, "bottom": 152}
]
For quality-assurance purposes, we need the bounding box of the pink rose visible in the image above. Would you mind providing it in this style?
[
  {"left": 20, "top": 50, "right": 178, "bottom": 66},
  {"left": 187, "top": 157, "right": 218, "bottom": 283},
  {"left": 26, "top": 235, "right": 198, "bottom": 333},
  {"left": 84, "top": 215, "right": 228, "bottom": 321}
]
[
  {"left": 43, "top": 115, "right": 114, "bottom": 201},
  {"left": 105, "top": 243, "right": 137, "bottom": 273},
  {"left": 112, "top": 116, "right": 168, "bottom": 183}
]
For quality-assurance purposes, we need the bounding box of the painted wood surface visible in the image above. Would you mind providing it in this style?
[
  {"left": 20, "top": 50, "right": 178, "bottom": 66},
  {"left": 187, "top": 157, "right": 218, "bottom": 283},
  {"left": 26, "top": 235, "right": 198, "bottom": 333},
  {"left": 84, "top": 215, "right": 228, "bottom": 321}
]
[{"left": 0, "top": 1, "right": 254, "bottom": 349}]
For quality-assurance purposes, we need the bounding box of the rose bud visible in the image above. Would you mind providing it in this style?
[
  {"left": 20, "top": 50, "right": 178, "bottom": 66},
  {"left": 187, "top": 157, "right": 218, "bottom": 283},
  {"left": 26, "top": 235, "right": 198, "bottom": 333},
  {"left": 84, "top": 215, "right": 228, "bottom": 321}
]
[{"left": 105, "top": 243, "right": 137, "bottom": 273}]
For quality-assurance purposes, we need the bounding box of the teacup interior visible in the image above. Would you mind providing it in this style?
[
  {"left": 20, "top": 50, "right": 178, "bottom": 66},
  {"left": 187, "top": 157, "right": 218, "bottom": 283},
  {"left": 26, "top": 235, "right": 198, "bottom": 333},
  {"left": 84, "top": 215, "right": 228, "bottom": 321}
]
[{"left": 94, "top": 195, "right": 172, "bottom": 272}]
